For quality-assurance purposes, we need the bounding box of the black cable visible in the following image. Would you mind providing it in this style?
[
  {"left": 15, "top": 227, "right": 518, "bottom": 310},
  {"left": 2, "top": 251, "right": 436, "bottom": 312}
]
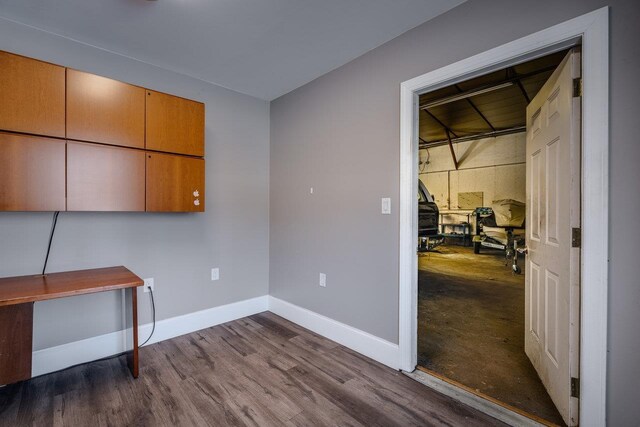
[
  {"left": 33, "top": 212, "right": 158, "bottom": 375},
  {"left": 46, "top": 350, "right": 130, "bottom": 376},
  {"left": 32, "top": 288, "right": 157, "bottom": 378},
  {"left": 42, "top": 211, "right": 60, "bottom": 275},
  {"left": 140, "top": 287, "right": 156, "bottom": 347}
]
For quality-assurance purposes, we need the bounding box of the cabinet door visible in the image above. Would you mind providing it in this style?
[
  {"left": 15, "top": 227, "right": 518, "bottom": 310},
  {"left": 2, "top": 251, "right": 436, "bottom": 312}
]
[
  {"left": 67, "top": 69, "right": 145, "bottom": 149},
  {"left": 0, "top": 51, "right": 65, "bottom": 138},
  {"left": 146, "top": 90, "right": 204, "bottom": 156},
  {"left": 67, "top": 142, "right": 145, "bottom": 211},
  {"left": 146, "top": 152, "right": 204, "bottom": 212},
  {"left": 0, "top": 132, "right": 65, "bottom": 211}
]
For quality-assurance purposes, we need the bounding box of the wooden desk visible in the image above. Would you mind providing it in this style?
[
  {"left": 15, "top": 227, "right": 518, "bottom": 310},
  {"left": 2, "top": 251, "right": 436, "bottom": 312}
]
[{"left": 0, "top": 266, "right": 143, "bottom": 385}]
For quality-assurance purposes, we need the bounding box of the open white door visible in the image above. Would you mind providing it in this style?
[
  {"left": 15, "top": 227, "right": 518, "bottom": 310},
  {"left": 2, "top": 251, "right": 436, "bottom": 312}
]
[{"left": 525, "top": 48, "right": 581, "bottom": 426}]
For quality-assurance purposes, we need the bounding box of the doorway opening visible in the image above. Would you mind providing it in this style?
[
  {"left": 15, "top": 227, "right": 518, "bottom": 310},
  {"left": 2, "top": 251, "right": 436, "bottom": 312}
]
[
  {"left": 399, "top": 8, "right": 609, "bottom": 426},
  {"left": 416, "top": 48, "right": 571, "bottom": 426}
]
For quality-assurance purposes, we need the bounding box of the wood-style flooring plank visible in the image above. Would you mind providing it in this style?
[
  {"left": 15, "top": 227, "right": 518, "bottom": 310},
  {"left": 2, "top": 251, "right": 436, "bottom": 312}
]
[{"left": 0, "top": 313, "right": 505, "bottom": 427}]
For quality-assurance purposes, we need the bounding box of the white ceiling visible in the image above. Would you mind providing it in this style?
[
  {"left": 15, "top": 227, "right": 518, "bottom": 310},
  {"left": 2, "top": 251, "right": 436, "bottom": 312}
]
[{"left": 0, "top": 0, "right": 464, "bottom": 100}]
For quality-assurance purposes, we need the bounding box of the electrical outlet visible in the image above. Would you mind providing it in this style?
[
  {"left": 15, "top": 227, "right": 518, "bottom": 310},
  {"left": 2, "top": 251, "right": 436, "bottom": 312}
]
[
  {"left": 211, "top": 268, "right": 220, "bottom": 281},
  {"left": 319, "top": 273, "right": 327, "bottom": 287},
  {"left": 143, "top": 278, "right": 154, "bottom": 293}
]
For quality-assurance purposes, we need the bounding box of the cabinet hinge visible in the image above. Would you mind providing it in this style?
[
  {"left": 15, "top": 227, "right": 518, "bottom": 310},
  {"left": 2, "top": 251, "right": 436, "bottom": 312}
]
[
  {"left": 572, "top": 228, "right": 581, "bottom": 248},
  {"left": 573, "top": 78, "right": 582, "bottom": 97},
  {"left": 571, "top": 377, "right": 580, "bottom": 398}
]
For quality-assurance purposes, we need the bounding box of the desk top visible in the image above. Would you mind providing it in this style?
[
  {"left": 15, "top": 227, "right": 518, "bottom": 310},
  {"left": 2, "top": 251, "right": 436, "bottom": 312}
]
[{"left": 0, "top": 266, "right": 143, "bottom": 307}]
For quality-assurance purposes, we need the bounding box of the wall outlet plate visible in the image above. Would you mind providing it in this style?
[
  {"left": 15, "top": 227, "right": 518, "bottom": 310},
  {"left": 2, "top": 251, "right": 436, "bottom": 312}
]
[
  {"left": 319, "top": 273, "right": 327, "bottom": 287},
  {"left": 381, "top": 197, "right": 391, "bottom": 214},
  {"left": 211, "top": 268, "right": 220, "bottom": 281},
  {"left": 143, "top": 278, "right": 154, "bottom": 293}
]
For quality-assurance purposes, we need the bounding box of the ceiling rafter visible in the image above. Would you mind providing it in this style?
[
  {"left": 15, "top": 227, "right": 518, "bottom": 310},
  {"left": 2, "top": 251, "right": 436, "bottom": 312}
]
[
  {"left": 423, "top": 110, "right": 459, "bottom": 139},
  {"left": 419, "top": 51, "right": 568, "bottom": 149},
  {"left": 420, "top": 125, "right": 526, "bottom": 148},
  {"left": 419, "top": 64, "right": 558, "bottom": 110},
  {"left": 454, "top": 83, "right": 496, "bottom": 132},
  {"left": 508, "top": 67, "right": 531, "bottom": 103}
]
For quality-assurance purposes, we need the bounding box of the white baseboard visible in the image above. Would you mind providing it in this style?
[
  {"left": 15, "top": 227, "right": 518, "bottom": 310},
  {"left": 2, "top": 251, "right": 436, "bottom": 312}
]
[
  {"left": 268, "top": 296, "right": 400, "bottom": 369},
  {"left": 32, "top": 295, "right": 269, "bottom": 377},
  {"left": 32, "top": 295, "right": 400, "bottom": 378}
]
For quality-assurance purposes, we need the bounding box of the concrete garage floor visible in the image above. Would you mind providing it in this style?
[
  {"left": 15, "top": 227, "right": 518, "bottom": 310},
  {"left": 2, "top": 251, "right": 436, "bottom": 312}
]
[{"left": 418, "top": 245, "right": 565, "bottom": 426}]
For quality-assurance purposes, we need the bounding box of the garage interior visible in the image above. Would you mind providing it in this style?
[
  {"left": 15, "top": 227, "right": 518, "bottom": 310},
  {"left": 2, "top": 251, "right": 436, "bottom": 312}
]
[{"left": 417, "top": 49, "right": 570, "bottom": 426}]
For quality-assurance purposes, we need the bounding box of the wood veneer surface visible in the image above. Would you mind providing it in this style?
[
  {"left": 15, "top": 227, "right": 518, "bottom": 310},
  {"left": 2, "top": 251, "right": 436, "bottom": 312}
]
[
  {"left": 146, "top": 152, "right": 205, "bottom": 212},
  {"left": 146, "top": 89, "right": 205, "bottom": 157},
  {"left": 0, "top": 51, "right": 65, "bottom": 138},
  {"left": 0, "top": 303, "right": 33, "bottom": 385},
  {"left": 67, "top": 142, "right": 146, "bottom": 211},
  {"left": 0, "top": 132, "right": 66, "bottom": 211},
  {"left": 0, "top": 266, "right": 143, "bottom": 307},
  {"left": 66, "top": 69, "right": 145, "bottom": 149}
]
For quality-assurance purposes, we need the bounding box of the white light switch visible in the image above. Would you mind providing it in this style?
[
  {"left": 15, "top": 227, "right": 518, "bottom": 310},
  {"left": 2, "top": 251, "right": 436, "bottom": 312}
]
[
  {"left": 381, "top": 198, "right": 391, "bottom": 214},
  {"left": 319, "top": 273, "right": 326, "bottom": 287},
  {"left": 211, "top": 268, "right": 219, "bottom": 281}
]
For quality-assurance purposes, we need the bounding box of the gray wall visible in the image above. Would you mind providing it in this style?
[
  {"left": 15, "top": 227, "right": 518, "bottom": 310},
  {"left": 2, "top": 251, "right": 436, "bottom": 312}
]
[
  {"left": 269, "top": 0, "right": 640, "bottom": 424},
  {"left": 0, "top": 18, "right": 271, "bottom": 350}
]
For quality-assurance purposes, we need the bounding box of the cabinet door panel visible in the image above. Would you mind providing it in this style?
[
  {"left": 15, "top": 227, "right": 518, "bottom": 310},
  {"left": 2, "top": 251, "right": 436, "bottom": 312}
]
[
  {"left": 67, "top": 142, "right": 145, "bottom": 211},
  {"left": 146, "top": 152, "right": 204, "bottom": 212},
  {"left": 67, "top": 70, "right": 145, "bottom": 148},
  {"left": 0, "top": 132, "right": 65, "bottom": 211},
  {"left": 146, "top": 90, "right": 204, "bottom": 156},
  {"left": 0, "top": 51, "right": 65, "bottom": 137}
]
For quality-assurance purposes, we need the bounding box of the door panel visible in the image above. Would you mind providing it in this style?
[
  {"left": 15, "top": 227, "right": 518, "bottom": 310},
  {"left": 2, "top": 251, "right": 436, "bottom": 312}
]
[
  {"left": 0, "top": 132, "right": 66, "bottom": 211},
  {"left": 146, "top": 90, "right": 205, "bottom": 156},
  {"left": 525, "top": 49, "right": 581, "bottom": 426},
  {"left": 67, "top": 142, "right": 145, "bottom": 211},
  {"left": 529, "top": 260, "right": 541, "bottom": 340},
  {"left": 146, "top": 152, "right": 204, "bottom": 212},
  {"left": 530, "top": 149, "right": 541, "bottom": 241},
  {"left": 0, "top": 51, "right": 65, "bottom": 138},
  {"left": 67, "top": 69, "right": 145, "bottom": 148},
  {"left": 546, "top": 138, "right": 560, "bottom": 245}
]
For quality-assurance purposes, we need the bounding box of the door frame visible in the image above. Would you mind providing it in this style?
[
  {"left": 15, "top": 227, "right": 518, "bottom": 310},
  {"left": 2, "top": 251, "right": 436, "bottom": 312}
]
[{"left": 398, "top": 7, "right": 609, "bottom": 425}]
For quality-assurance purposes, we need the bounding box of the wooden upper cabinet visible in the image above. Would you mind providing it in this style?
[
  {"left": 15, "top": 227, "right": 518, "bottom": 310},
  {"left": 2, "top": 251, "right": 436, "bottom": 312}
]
[
  {"left": 0, "top": 132, "right": 65, "bottom": 211},
  {"left": 0, "top": 49, "right": 207, "bottom": 213},
  {"left": 0, "top": 51, "right": 65, "bottom": 138},
  {"left": 146, "top": 90, "right": 204, "bottom": 156},
  {"left": 67, "top": 69, "right": 145, "bottom": 149},
  {"left": 146, "top": 152, "right": 204, "bottom": 212},
  {"left": 67, "top": 142, "right": 145, "bottom": 212}
]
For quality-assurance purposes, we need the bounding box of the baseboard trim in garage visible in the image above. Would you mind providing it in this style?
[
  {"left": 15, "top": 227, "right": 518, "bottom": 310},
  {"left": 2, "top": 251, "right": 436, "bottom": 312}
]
[
  {"left": 32, "top": 295, "right": 269, "bottom": 377},
  {"left": 268, "top": 296, "right": 400, "bottom": 369}
]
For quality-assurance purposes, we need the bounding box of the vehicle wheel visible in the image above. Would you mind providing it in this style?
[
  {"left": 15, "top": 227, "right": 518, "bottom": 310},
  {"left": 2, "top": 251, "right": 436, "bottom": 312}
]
[
  {"left": 474, "top": 242, "right": 480, "bottom": 254},
  {"left": 513, "top": 264, "right": 521, "bottom": 274}
]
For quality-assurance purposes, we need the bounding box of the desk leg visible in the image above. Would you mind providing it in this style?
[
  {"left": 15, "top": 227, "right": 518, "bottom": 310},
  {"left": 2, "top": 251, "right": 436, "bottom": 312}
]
[
  {"left": 125, "top": 288, "right": 139, "bottom": 378},
  {"left": 0, "top": 303, "right": 33, "bottom": 385}
]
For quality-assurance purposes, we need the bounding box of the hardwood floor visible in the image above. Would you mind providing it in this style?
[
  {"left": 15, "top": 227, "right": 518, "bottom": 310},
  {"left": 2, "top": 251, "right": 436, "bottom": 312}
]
[{"left": 0, "top": 312, "right": 504, "bottom": 426}]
